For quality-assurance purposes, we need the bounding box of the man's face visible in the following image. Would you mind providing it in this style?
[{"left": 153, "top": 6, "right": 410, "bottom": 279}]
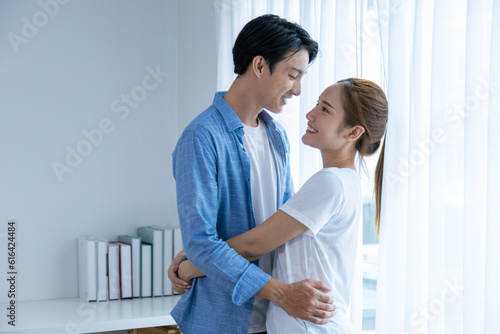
[{"left": 259, "top": 50, "right": 309, "bottom": 113}]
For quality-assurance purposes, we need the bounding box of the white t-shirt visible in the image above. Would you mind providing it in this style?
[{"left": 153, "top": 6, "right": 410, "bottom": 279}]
[
  {"left": 242, "top": 120, "right": 278, "bottom": 333},
  {"left": 266, "top": 167, "right": 362, "bottom": 334}
]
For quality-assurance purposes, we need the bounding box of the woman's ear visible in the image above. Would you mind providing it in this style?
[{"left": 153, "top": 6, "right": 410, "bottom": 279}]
[{"left": 345, "top": 125, "right": 365, "bottom": 142}]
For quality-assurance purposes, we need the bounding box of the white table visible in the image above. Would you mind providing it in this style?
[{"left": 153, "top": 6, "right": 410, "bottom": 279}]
[{"left": 0, "top": 295, "right": 181, "bottom": 334}]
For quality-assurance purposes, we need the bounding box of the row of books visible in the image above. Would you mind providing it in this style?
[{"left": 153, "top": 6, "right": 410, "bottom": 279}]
[{"left": 77, "top": 225, "right": 182, "bottom": 302}]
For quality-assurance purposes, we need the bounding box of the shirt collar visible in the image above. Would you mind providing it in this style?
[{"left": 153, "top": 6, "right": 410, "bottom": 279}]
[
  {"left": 258, "top": 108, "right": 277, "bottom": 131},
  {"left": 213, "top": 91, "right": 244, "bottom": 132}
]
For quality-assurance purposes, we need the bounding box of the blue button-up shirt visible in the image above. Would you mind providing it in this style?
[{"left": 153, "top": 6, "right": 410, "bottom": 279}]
[{"left": 171, "top": 92, "right": 294, "bottom": 333}]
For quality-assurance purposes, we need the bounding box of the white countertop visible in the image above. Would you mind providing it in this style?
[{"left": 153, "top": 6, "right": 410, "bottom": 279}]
[{"left": 0, "top": 295, "right": 181, "bottom": 334}]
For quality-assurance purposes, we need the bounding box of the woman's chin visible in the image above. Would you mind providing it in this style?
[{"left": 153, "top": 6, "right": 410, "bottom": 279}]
[{"left": 301, "top": 136, "right": 313, "bottom": 147}]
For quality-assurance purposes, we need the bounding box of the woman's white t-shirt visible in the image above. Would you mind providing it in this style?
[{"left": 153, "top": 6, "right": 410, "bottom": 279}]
[{"left": 266, "top": 167, "right": 362, "bottom": 334}]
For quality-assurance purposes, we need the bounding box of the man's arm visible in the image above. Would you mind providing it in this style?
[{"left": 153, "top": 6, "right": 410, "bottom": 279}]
[
  {"left": 171, "top": 208, "right": 336, "bottom": 323},
  {"left": 170, "top": 255, "right": 336, "bottom": 324},
  {"left": 173, "top": 129, "right": 270, "bottom": 305}
]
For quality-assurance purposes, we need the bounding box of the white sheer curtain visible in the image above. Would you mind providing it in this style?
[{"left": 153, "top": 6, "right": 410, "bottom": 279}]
[
  {"left": 215, "top": 0, "right": 499, "bottom": 332},
  {"left": 214, "top": 0, "right": 364, "bottom": 331},
  {"left": 377, "top": 0, "right": 500, "bottom": 333}
]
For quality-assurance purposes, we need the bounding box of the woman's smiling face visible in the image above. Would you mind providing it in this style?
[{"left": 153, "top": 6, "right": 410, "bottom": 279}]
[{"left": 302, "top": 84, "right": 349, "bottom": 152}]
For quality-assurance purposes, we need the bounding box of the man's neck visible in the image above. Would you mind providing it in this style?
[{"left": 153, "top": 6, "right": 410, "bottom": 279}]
[{"left": 223, "top": 76, "right": 262, "bottom": 127}]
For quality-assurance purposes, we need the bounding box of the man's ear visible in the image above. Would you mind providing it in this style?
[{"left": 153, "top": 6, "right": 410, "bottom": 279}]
[
  {"left": 251, "top": 56, "right": 267, "bottom": 78},
  {"left": 345, "top": 125, "right": 365, "bottom": 141}
]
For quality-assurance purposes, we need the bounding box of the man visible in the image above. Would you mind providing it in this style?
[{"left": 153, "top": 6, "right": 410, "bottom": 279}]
[{"left": 170, "top": 14, "right": 334, "bottom": 334}]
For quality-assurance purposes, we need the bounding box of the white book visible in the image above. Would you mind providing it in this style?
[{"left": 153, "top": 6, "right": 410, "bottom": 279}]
[
  {"left": 77, "top": 237, "right": 97, "bottom": 302},
  {"left": 107, "top": 243, "right": 120, "bottom": 300},
  {"left": 111, "top": 242, "right": 133, "bottom": 299},
  {"left": 96, "top": 238, "right": 108, "bottom": 301},
  {"left": 141, "top": 243, "right": 152, "bottom": 298},
  {"left": 150, "top": 226, "right": 174, "bottom": 295},
  {"left": 137, "top": 227, "right": 163, "bottom": 297},
  {"left": 172, "top": 226, "right": 183, "bottom": 257},
  {"left": 118, "top": 235, "right": 141, "bottom": 298}
]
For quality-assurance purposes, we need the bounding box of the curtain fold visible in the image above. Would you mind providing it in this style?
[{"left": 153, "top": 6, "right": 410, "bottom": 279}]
[
  {"left": 485, "top": 0, "right": 500, "bottom": 330},
  {"left": 215, "top": 0, "right": 498, "bottom": 332},
  {"left": 376, "top": 0, "right": 497, "bottom": 333},
  {"left": 376, "top": 0, "right": 414, "bottom": 332}
]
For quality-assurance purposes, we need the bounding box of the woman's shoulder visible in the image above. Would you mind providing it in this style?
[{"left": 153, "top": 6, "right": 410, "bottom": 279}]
[{"left": 314, "top": 167, "right": 359, "bottom": 185}]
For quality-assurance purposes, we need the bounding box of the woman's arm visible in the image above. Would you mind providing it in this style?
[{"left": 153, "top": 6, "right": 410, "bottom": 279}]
[
  {"left": 177, "top": 209, "right": 308, "bottom": 282},
  {"left": 227, "top": 209, "right": 308, "bottom": 261}
]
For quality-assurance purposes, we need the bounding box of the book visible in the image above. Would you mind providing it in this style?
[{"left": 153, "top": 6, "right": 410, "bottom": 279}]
[
  {"left": 172, "top": 226, "right": 183, "bottom": 259},
  {"left": 96, "top": 238, "right": 108, "bottom": 301},
  {"left": 150, "top": 226, "right": 173, "bottom": 296},
  {"left": 141, "top": 243, "right": 152, "bottom": 298},
  {"left": 137, "top": 227, "right": 163, "bottom": 297},
  {"left": 118, "top": 235, "right": 141, "bottom": 298},
  {"left": 107, "top": 243, "right": 120, "bottom": 300},
  {"left": 77, "top": 237, "right": 97, "bottom": 302},
  {"left": 110, "top": 242, "right": 133, "bottom": 299}
]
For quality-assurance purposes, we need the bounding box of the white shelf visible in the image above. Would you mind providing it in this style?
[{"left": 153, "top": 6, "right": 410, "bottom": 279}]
[{"left": 0, "top": 295, "right": 181, "bottom": 334}]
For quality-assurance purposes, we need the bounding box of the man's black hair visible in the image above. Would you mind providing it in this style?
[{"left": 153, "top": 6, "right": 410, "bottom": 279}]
[{"left": 232, "top": 14, "right": 319, "bottom": 75}]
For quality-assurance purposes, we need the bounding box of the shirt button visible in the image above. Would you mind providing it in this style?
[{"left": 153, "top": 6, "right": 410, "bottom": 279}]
[{"left": 245, "top": 303, "right": 253, "bottom": 309}]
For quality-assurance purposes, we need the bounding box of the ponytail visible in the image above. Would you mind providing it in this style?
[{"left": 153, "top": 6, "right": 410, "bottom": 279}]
[
  {"left": 337, "top": 78, "right": 388, "bottom": 236},
  {"left": 373, "top": 136, "right": 385, "bottom": 236}
]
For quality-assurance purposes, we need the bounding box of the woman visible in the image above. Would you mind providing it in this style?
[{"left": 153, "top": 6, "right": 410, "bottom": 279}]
[{"left": 171, "top": 78, "right": 388, "bottom": 333}]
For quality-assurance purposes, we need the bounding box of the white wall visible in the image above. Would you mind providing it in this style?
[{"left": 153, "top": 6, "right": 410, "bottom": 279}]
[
  {"left": 177, "top": 0, "right": 218, "bottom": 130},
  {"left": 0, "top": 0, "right": 182, "bottom": 302}
]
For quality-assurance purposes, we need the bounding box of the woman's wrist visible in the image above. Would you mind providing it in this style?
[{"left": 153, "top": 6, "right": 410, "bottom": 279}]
[{"left": 178, "top": 260, "right": 192, "bottom": 281}]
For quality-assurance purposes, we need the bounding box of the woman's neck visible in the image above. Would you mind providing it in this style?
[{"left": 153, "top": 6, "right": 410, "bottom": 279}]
[{"left": 321, "top": 149, "right": 357, "bottom": 170}]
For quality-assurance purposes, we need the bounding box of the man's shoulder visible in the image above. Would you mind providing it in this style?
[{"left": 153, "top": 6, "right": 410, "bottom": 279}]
[
  {"left": 180, "top": 105, "right": 229, "bottom": 143},
  {"left": 185, "top": 105, "right": 221, "bottom": 131}
]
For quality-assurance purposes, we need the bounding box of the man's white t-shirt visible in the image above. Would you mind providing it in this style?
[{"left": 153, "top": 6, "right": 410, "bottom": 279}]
[
  {"left": 266, "top": 167, "right": 362, "bottom": 334},
  {"left": 242, "top": 120, "right": 278, "bottom": 333}
]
